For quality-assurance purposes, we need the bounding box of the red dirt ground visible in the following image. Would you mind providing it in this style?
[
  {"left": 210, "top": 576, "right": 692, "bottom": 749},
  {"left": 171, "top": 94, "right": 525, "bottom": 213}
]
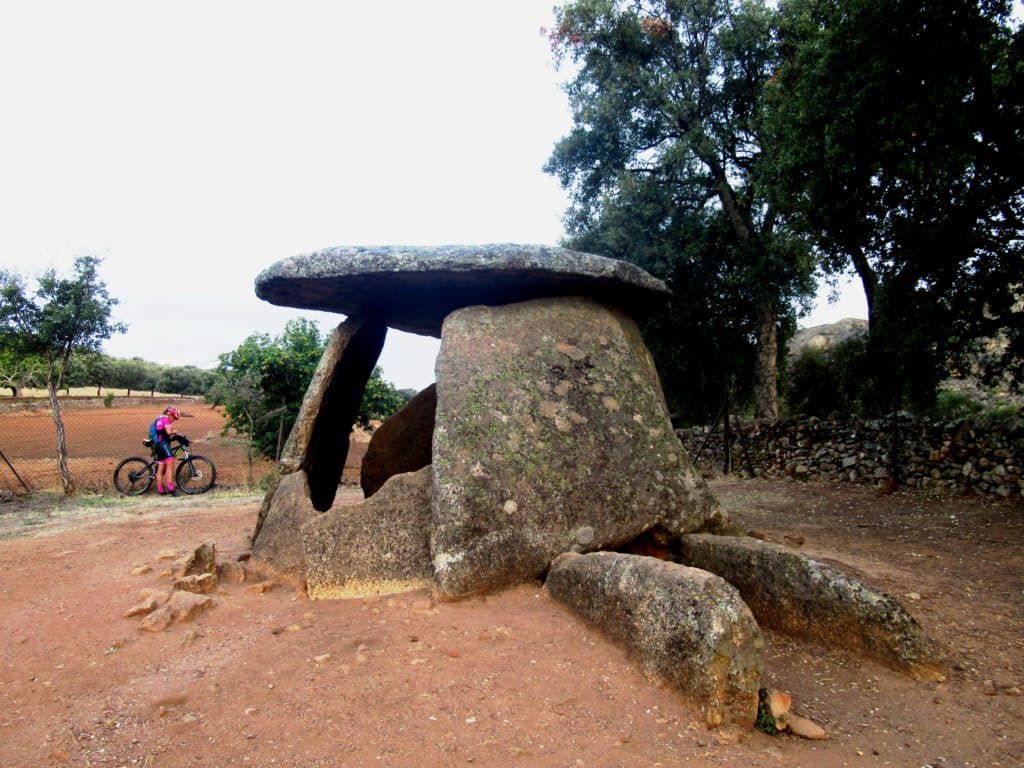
[
  {"left": 0, "top": 402, "right": 368, "bottom": 494},
  {"left": 0, "top": 479, "right": 1020, "bottom": 767}
]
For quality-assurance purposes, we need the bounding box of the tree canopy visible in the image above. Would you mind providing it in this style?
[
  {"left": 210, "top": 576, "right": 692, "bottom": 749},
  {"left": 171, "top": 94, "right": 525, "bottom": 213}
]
[
  {"left": 545, "top": 0, "right": 815, "bottom": 421},
  {"left": 213, "top": 319, "right": 407, "bottom": 462},
  {"left": 0, "top": 256, "right": 126, "bottom": 493},
  {"left": 763, "top": 0, "right": 1024, "bottom": 409}
]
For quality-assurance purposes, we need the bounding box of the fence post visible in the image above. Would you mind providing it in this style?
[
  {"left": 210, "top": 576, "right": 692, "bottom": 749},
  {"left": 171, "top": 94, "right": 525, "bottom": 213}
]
[{"left": 0, "top": 445, "right": 31, "bottom": 493}]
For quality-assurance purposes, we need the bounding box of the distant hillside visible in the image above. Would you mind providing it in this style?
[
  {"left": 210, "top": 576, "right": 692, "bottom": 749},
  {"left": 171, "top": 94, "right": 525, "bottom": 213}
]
[{"left": 787, "top": 318, "right": 868, "bottom": 361}]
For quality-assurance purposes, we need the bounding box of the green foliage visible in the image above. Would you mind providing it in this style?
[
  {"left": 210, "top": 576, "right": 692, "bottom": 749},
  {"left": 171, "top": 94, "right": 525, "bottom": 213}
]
[
  {"left": 784, "top": 348, "right": 839, "bottom": 417},
  {"left": 358, "top": 367, "right": 407, "bottom": 427},
  {"left": 978, "top": 403, "right": 1023, "bottom": 430},
  {"left": 213, "top": 319, "right": 325, "bottom": 460},
  {"left": 212, "top": 320, "right": 407, "bottom": 460},
  {"left": 158, "top": 365, "right": 211, "bottom": 396},
  {"left": 0, "top": 256, "right": 126, "bottom": 494},
  {"left": 111, "top": 357, "right": 154, "bottom": 396},
  {"left": 930, "top": 390, "right": 985, "bottom": 421},
  {"left": 0, "top": 348, "right": 44, "bottom": 396},
  {"left": 545, "top": 0, "right": 816, "bottom": 420},
  {"left": 103, "top": 392, "right": 115, "bottom": 408},
  {"left": 929, "top": 388, "right": 1021, "bottom": 430},
  {"left": 0, "top": 256, "right": 127, "bottom": 387},
  {"left": 763, "top": 0, "right": 1024, "bottom": 406},
  {"left": 783, "top": 335, "right": 881, "bottom": 417}
]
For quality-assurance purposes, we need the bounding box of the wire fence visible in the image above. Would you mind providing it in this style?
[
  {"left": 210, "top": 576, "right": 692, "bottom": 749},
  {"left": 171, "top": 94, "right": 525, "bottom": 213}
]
[{"left": 0, "top": 396, "right": 276, "bottom": 495}]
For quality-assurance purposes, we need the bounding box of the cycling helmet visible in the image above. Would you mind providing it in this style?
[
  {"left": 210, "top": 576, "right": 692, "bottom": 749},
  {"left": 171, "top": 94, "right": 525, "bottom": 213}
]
[{"left": 164, "top": 406, "right": 180, "bottom": 419}]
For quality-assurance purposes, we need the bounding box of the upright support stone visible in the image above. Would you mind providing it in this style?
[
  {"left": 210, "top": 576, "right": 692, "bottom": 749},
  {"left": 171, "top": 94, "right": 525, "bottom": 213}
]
[
  {"left": 303, "top": 467, "right": 434, "bottom": 599},
  {"left": 678, "top": 534, "right": 947, "bottom": 681},
  {"left": 430, "top": 296, "right": 728, "bottom": 599},
  {"left": 303, "top": 317, "right": 387, "bottom": 511},
  {"left": 546, "top": 551, "right": 764, "bottom": 729},
  {"left": 361, "top": 384, "right": 436, "bottom": 498},
  {"left": 251, "top": 471, "right": 320, "bottom": 583},
  {"left": 253, "top": 315, "right": 387, "bottom": 542}
]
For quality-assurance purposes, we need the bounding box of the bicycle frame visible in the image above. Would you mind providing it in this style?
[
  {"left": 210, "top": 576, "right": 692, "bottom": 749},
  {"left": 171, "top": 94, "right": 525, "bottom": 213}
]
[{"left": 113, "top": 438, "right": 216, "bottom": 495}]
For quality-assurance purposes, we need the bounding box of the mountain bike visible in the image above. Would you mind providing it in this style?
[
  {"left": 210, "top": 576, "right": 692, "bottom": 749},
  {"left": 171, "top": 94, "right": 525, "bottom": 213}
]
[{"left": 113, "top": 435, "right": 217, "bottom": 495}]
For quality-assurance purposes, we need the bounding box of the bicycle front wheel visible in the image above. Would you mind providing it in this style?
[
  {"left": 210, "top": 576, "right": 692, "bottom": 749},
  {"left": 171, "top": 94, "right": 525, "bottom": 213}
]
[
  {"left": 113, "top": 457, "right": 154, "bottom": 495},
  {"left": 176, "top": 455, "right": 216, "bottom": 494}
]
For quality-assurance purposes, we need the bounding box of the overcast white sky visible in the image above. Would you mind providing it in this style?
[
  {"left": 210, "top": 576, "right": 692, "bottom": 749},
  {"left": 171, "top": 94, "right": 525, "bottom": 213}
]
[{"left": 1, "top": 1, "right": 865, "bottom": 391}]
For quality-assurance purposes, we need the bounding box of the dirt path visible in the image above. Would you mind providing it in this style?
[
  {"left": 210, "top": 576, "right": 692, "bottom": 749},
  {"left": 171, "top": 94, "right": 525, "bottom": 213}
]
[{"left": 0, "top": 480, "right": 1021, "bottom": 767}]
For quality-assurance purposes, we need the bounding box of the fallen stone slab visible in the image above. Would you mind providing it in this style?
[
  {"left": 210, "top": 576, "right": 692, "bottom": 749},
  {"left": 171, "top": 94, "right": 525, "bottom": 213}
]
[
  {"left": 546, "top": 551, "right": 763, "bottom": 729},
  {"left": 302, "top": 466, "right": 433, "bottom": 599},
  {"left": 431, "top": 297, "right": 728, "bottom": 599},
  {"left": 677, "top": 534, "right": 947, "bottom": 681},
  {"left": 254, "top": 243, "right": 670, "bottom": 337}
]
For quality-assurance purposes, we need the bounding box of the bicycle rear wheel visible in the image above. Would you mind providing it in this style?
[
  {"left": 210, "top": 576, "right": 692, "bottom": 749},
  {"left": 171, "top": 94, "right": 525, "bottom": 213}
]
[
  {"left": 176, "top": 455, "right": 216, "bottom": 494},
  {"left": 113, "top": 457, "right": 154, "bottom": 495}
]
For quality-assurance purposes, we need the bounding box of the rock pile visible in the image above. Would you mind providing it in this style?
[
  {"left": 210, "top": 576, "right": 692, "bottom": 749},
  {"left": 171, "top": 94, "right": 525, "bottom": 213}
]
[{"left": 123, "top": 541, "right": 257, "bottom": 633}]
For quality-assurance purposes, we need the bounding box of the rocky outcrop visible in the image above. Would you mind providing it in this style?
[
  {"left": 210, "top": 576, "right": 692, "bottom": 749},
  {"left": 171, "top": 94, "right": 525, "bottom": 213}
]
[
  {"left": 678, "top": 534, "right": 947, "bottom": 681},
  {"left": 361, "top": 384, "right": 436, "bottom": 498},
  {"left": 430, "top": 297, "right": 728, "bottom": 599},
  {"left": 303, "top": 467, "right": 433, "bottom": 599},
  {"left": 786, "top": 319, "right": 868, "bottom": 362},
  {"left": 546, "top": 551, "right": 764, "bottom": 729}
]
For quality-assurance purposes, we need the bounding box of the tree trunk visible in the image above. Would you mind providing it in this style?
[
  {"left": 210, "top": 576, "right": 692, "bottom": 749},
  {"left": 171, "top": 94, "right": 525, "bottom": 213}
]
[
  {"left": 275, "top": 396, "right": 286, "bottom": 462},
  {"left": 47, "top": 379, "right": 76, "bottom": 495},
  {"left": 246, "top": 414, "right": 255, "bottom": 490},
  {"left": 753, "top": 299, "right": 779, "bottom": 421},
  {"left": 722, "top": 387, "right": 732, "bottom": 475},
  {"left": 850, "top": 245, "right": 878, "bottom": 329}
]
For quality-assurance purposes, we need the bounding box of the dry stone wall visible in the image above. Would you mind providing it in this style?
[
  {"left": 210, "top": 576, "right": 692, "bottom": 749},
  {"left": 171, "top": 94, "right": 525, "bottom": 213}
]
[{"left": 679, "top": 414, "right": 1023, "bottom": 499}]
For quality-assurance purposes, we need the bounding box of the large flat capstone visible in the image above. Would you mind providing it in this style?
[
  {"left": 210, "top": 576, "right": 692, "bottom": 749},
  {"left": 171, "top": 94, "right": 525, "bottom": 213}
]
[{"left": 254, "top": 244, "right": 670, "bottom": 337}]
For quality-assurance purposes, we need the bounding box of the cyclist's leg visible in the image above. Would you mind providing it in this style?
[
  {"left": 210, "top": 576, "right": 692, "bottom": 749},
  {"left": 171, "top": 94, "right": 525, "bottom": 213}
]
[
  {"left": 154, "top": 440, "right": 175, "bottom": 493},
  {"left": 158, "top": 458, "right": 176, "bottom": 493}
]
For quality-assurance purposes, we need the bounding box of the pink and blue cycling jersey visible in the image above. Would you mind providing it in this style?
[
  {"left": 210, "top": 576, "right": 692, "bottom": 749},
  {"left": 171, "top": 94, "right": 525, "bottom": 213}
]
[{"left": 154, "top": 416, "right": 172, "bottom": 441}]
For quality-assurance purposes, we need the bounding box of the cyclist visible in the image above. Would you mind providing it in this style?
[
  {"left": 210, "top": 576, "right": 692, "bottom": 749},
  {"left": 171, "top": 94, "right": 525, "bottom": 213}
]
[{"left": 151, "top": 406, "right": 181, "bottom": 495}]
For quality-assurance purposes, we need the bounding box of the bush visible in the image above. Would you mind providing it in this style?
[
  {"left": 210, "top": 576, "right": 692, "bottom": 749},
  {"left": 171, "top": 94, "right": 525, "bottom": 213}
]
[
  {"left": 103, "top": 392, "right": 115, "bottom": 408},
  {"left": 784, "top": 348, "right": 840, "bottom": 416},
  {"left": 978, "top": 403, "right": 1023, "bottom": 431},
  {"left": 930, "top": 390, "right": 984, "bottom": 421}
]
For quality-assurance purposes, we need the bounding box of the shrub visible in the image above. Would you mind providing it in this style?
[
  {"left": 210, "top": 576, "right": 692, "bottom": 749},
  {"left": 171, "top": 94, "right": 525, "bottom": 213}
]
[{"left": 930, "top": 389, "right": 984, "bottom": 421}]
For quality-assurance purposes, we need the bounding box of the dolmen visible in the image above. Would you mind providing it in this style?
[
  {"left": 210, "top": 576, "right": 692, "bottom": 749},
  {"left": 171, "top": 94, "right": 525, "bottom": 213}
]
[{"left": 250, "top": 244, "right": 946, "bottom": 730}]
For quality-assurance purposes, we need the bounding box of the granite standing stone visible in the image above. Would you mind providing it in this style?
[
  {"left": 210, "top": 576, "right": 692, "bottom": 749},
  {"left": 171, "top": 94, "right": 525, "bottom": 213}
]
[
  {"left": 361, "top": 384, "right": 437, "bottom": 498},
  {"left": 430, "top": 296, "right": 728, "bottom": 599}
]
